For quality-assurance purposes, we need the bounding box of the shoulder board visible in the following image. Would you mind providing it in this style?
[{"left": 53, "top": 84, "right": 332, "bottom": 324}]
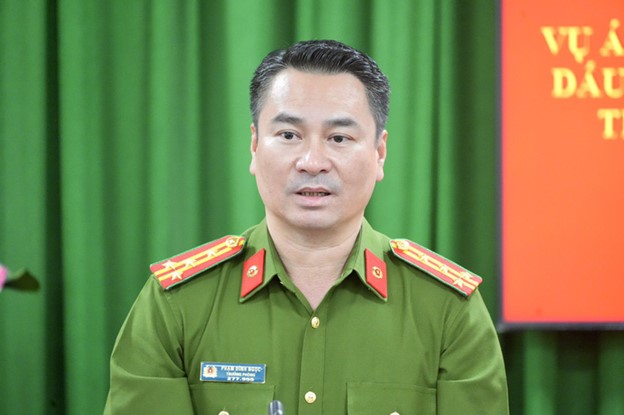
[
  {"left": 389, "top": 239, "right": 482, "bottom": 297},
  {"left": 150, "top": 235, "right": 246, "bottom": 290}
]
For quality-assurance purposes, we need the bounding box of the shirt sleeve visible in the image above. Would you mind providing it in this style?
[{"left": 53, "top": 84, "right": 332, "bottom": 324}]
[
  {"left": 104, "top": 277, "right": 195, "bottom": 415},
  {"left": 437, "top": 290, "right": 509, "bottom": 415}
]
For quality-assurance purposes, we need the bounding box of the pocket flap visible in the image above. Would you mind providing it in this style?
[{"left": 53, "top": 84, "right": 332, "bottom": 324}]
[
  {"left": 347, "top": 382, "right": 435, "bottom": 414},
  {"left": 190, "top": 383, "right": 275, "bottom": 414}
]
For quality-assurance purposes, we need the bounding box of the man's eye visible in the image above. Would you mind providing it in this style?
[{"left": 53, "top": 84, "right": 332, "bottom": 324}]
[
  {"left": 331, "top": 135, "right": 347, "bottom": 144},
  {"left": 281, "top": 131, "right": 296, "bottom": 140}
]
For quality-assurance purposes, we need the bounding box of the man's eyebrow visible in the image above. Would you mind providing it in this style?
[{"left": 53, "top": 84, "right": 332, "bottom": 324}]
[
  {"left": 324, "top": 117, "right": 359, "bottom": 129},
  {"left": 271, "top": 113, "right": 361, "bottom": 130},
  {"left": 271, "top": 113, "right": 304, "bottom": 125}
]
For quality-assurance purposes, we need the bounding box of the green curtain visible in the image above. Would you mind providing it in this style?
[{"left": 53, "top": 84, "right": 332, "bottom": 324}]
[{"left": 1, "top": 1, "right": 622, "bottom": 414}]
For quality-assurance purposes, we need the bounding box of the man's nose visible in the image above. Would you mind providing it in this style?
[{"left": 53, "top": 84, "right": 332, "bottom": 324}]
[{"left": 295, "top": 139, "right": 332, "bottom": 175}]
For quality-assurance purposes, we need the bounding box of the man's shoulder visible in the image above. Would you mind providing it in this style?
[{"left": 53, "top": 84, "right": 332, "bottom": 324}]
[
  {"left": 387, "top": 238, "right": 483, "bottom": 298},
  {"left": 149, "top": 235, "right": 247, "bottom": 291}
]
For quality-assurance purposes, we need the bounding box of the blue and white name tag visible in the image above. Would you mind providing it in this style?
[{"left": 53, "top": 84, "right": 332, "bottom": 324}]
[{"left": 200, "top": 362, "right": 266, "bottom": 384}]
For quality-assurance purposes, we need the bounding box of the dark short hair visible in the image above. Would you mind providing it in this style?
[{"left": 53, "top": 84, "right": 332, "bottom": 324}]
[{"left": 250, "top": 40, "right": 390, "bottom": 136}]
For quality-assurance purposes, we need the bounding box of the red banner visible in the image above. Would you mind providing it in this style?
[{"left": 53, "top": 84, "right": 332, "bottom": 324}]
[{"left": 501, "top": 0, "right": 624, "bottom": 327}]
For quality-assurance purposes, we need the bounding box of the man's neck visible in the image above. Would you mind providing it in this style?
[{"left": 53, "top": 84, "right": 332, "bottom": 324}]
[{"left": 266, "top": 216, "right": 363, "bottom": 310}]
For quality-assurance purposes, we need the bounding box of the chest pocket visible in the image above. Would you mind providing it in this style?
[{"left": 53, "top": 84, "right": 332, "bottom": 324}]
[
  {"left": 347, "top": 382, "right": 436, "bottom": 415},
  {"left": 189, "top": 383, "right": 275, "bottom": 414}
]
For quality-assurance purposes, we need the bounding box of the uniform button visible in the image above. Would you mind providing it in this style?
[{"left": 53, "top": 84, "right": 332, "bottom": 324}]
[
  {"left": 310, "top": 316, "right": 320, "bottom": 329},
  {"left": 218, "top": 411, "right": 229, "bottom": 415},
  {"left": 304, "top": 391, "right": 317, "bottom": 403}
]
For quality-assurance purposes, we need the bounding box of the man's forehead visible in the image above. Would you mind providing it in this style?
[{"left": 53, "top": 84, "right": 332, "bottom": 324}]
[
  {"left": 255, "top": 68, "right": 378, "bottom": 136},
  {"left": 263, "top": 69, "right": 369, "bottom": 114}
]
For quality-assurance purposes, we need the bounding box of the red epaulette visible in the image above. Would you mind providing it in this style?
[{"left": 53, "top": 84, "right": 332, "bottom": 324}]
[
  {"left": 150, "top": 235, "right": 246, "bottom": 290},
  {"left": 389, "top": 239, "right": 482, "bottom": 297}
]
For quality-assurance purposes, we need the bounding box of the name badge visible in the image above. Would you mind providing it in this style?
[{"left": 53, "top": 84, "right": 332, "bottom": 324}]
[{"left": 200, "top": 362, "right": 266, "bottom": 384}]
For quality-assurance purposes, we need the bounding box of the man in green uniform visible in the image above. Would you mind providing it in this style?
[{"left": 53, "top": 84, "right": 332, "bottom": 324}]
[{"left": 104, "top": 40, "right": 508, "bottom": 414}]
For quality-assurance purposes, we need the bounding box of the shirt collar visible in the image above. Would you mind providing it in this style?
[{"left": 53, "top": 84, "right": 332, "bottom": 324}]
[
  {"left": 337, "top": 219, "right": 388, "bottom": 301},
  {"left": 239, "top": 219, "right": 388, "bottom": 302}
]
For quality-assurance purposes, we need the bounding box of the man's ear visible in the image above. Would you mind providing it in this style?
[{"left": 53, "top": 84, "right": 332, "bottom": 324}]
[
  {"left": 251, "top": 123, "right": 259, "bottom": 151},
  {"left": 249, "top": 123, "right": 258, "bottom": 175},
  {"left": 376, "top": 129, "right": 388, "bottom": 182}
]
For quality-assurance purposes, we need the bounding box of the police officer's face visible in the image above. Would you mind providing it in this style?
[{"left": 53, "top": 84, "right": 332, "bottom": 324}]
[{"left": 250, "top": 68, "right": 387, "bottom": 234}]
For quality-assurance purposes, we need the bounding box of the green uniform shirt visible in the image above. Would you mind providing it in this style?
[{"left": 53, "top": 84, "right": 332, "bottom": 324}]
[{"left": 104, "top": 220, "right": 508, "bottom": 414}]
